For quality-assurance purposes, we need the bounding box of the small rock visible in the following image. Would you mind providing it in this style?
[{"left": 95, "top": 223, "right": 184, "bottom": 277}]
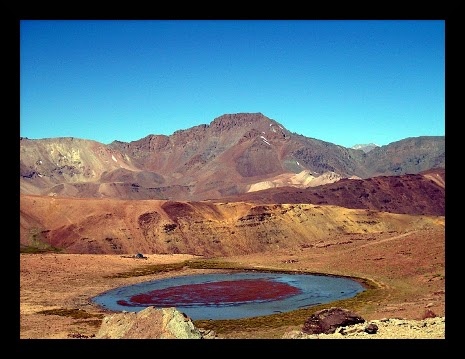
[
  {"left": 422, "top": 308, "right": 437, "bottom": 319},
  {"left": 364, "top": 323, "right": 378, "bottom": 334}
]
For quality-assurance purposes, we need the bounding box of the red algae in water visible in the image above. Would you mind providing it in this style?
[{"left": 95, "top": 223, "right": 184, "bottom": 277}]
[
  {"left": 116, "top": 278, "right": 302, "bottom": 307},
  {"left": 94, "top": 272, "right": 366, "bottom": 320}
]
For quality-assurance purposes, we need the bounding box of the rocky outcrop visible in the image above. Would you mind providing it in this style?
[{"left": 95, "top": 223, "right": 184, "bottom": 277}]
[
  {"left": 301, "top": 307, "right": 365, "bottom": 335},
  {"left": 95, "top": 306, "right": 206, "bottom": 339}
]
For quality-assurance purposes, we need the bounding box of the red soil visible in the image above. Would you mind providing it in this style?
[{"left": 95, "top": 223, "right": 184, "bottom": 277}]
[{"left": 117, "top": 278, "right": 301, "bottom": 307}]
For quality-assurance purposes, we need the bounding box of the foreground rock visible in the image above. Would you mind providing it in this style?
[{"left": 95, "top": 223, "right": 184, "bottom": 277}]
[
  {"left": 96, "top": 306, "right": 215, "bottom": 339},
  {"left": 301, "top": 307, "right": 365, "bottom": 335}
]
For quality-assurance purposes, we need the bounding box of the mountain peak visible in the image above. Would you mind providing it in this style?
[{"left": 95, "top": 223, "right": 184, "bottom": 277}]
[
  {"left": 210, "top": 112, "right": 269, "bottom": 129},
  {"left": 207, "top": 113, "right": 289, "bottom": 139}
]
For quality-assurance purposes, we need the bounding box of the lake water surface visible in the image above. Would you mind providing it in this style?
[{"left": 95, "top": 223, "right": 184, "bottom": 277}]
[{"left": 92, "top": 271, "right": 365, "bottom": 320}]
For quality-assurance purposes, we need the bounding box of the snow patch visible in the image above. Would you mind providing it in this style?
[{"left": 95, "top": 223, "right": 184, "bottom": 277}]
[
  {"left": 112, "top": 155, "right": 117, "bottom": 162},
  {"left": 260, "top": 136, "right": 271, "bottom": 145}
]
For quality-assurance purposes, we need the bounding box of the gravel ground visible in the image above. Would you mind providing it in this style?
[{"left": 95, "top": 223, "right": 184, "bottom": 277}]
[{"left": 282, "top": 317, "right": 445, "bottom": 339}]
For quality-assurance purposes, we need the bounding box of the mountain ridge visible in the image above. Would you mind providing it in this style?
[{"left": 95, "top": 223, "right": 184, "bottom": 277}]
[{"left": 20, "top": 113, "right": 445, "bottom": 201}]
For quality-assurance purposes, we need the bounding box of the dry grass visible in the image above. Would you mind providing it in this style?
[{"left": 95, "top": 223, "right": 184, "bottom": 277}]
[{"left": 104, "top": 258, "right": 381, "bottom": 338}]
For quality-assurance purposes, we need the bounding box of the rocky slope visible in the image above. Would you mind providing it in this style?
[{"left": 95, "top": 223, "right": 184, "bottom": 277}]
[
  {"left": 20, "top": 193, "right": 445, "bottom": 255},
  {"left": 219, "top": 168, "right": 445, "bottom": 216}
]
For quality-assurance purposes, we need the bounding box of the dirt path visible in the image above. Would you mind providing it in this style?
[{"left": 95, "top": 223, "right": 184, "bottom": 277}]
[{"left": 355, "top": 231, "right": 414, "bottom": 248}]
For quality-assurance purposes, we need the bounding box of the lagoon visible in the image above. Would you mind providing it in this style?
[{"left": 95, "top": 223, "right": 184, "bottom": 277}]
[{"left": 92, "top": 271, "right": 365, "bottom": 320}]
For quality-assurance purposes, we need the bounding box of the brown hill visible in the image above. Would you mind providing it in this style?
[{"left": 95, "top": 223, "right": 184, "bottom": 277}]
[
  {"left": 216, "top": 168, "right": 445, "bottom": 216},
  {"left": 20, "top": 193, "right": 444, "bottom": 256}
]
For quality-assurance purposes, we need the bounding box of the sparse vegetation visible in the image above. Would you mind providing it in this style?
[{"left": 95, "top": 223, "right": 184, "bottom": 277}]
[
  {"left": 194, "top": 297, "right": 370, "bottom": 337},
  {"left": 107, "top": 259, "right": 249, "bottom": 278},
  {"left": 103, "top": 258, "right": 381, "bottom": 337},
  {"left": 106, "top": 261, "right": 188, "bottom": 278},
  {"left": 38, "top": 308, "right": 104, "bottom": 320},
  {"left": 191, "top": 267, "right": 381, "bottom": 337},
  {"left": 20, "top": 246, "right": 62, "bottom": 254},
  {"left": 21, "top": 229, "right": 62, "bottom": 253}
]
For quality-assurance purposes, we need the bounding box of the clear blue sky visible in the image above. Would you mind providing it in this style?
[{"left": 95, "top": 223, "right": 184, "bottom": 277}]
[{"left": 20, "top": 20, "right": 445, "bottom": 148}]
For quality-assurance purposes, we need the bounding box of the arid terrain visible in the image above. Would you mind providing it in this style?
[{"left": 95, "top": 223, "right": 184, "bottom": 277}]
[
  {"left": 20, "top": 223, "right": 444, "bottom": 339},
  {"left": 19, "top": 113, "right": 446, "bottom": 341}
]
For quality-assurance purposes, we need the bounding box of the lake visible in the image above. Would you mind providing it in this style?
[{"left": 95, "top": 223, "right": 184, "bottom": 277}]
[{"left": 92, "top": 271, "right": 365, "bottom": 320}]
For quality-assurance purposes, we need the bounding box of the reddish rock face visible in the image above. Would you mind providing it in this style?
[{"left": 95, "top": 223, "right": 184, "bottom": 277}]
[{"left": 116, "top": 278, "right": 302, "bottom": 307}]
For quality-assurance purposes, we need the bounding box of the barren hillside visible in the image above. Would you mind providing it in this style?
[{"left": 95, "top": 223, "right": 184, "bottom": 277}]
[
  {"left": 20, "top": 193, "right": 444, "bottom": 256},
  {"left": 217, "top": 168, "right": 445, "bottom": 216}
]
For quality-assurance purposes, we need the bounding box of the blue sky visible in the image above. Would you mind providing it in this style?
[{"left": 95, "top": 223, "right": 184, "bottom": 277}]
[{"left": 20, "top": 20, "right": 445, "bottom": 148}]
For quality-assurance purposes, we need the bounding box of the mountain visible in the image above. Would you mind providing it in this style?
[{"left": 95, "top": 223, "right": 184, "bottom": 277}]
[
  {"left": 361, "top": 136, "right": 445, "bottom": 177},
  {"left": 20, "top": 112, "right": 445, "bottom": 201}
]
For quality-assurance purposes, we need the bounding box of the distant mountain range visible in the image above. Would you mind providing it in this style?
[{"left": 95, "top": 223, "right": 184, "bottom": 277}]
[{"left": 20, "top": 112, "right": 445, "bottom": 201}]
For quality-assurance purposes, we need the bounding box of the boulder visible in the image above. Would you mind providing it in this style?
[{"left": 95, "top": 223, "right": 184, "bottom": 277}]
[
  {"left": 301, "top": 307, "right": 365, "bottom": 335},
  {"left": 95, "top": 306, "right": 203, "bottom": 339}
]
